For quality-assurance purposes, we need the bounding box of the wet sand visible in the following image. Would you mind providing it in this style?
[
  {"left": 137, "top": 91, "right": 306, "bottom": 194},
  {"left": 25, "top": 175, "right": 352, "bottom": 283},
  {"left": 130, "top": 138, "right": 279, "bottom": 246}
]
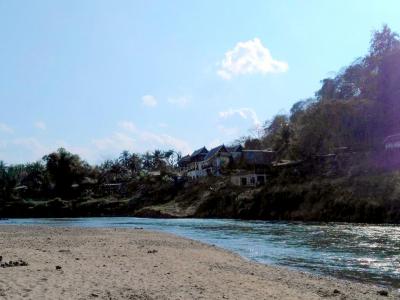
[{"left": 0, "top": 225, "right": 397, "bottom": 299}]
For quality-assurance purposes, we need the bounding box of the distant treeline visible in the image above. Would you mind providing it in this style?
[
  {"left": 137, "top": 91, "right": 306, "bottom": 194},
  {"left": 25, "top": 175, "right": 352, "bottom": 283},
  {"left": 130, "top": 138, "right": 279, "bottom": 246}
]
[{"left": 0, "top": 148, "right": 181, "bottom": 201}]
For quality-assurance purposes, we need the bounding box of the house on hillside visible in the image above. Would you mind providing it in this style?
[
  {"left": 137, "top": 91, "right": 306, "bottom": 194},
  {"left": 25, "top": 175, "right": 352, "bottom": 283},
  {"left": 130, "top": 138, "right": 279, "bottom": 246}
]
[
  {"left": 177, "top": 154, "right": 191, "bottom": 174},
  {"left": 230, "top": 172, "right": 267, "bottom": 187},
  {"left": 177, "top": 147, "right": 209, "bottom": 179},
  {"left": 200, "top": 145, "right": 232, "bottom": 176},
  {"left": 384, "top": 134, "right": 400, "bottom": 150},
  {"left": 177, "top": 144, "right": 276, "bottom": 181},
  {"left": 227, "top": 144, "right": 244, "bottom": 163},
  {"left": 241, "top": 150, "right": 275, "bottom": 168}
]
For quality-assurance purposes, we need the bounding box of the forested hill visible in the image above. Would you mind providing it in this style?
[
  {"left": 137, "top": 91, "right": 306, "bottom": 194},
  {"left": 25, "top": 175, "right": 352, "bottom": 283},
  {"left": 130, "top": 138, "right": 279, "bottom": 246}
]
[
  {"left": 1, "top": 26, "right": 400, "bottom": 223},
  {"left": 240, "top": 25, "right": 400, "bottom": 159}
]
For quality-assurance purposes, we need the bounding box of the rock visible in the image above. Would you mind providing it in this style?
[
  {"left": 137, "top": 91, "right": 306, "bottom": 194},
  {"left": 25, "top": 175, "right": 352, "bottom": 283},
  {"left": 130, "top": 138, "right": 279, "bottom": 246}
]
[
  {"left": 59, "top": 249, "right": 71, "bottom": 253},
  {"left": 19, "top": 260, "right": 28, "bottom": 266},
  {"left": 0, "top": 256, "right": 2, "bottom": 262},
  {"left": 90, "top": 293, "right": 99, "bottom": 297},
  {"left": 333, "top": 289, "right": 341, "bottom": 294},
  {"left": 377, "top": 290, "right": 389, "bottom": 297},
  {"left": 147, "top": 249, "right": 158, "bottom": 254},
  {"left": 55, "top": 266, "right": 62, "bottom": 270}
]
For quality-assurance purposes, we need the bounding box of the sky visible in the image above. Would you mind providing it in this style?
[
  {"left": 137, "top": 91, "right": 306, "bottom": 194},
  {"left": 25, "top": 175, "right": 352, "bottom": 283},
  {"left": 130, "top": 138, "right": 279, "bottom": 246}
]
[{"left": 1, "top": 0, "right": 400, "bottom": 164}]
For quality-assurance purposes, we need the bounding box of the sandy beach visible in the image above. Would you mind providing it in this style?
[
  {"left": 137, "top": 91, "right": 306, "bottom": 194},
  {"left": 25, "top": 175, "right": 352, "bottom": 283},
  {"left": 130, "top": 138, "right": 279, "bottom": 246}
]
[{"left": 0, "top": 226, "right": 397, "bottom": 300}]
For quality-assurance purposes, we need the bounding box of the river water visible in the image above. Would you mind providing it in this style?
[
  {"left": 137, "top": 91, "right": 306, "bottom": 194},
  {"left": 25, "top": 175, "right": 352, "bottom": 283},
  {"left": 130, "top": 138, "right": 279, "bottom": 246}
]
[{"left": 1, "top": 217, "right": 399, "bottom": 288}]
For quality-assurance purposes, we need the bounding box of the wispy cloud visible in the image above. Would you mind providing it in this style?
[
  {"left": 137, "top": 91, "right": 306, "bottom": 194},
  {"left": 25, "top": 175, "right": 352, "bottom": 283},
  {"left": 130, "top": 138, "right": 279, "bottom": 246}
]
[
  {"left": 92, "top": 121, "right": 192, "bottom": 156},
  {"left": 9, "top": 137, "right": 96, "bottom": 163},
  {"left": 92, "top": 132, "right": 136, "bottom": 152},
  {"left": 118, "top": 121, "right": 137, "bottom": 132},
  {"left": 12, "top": 137, "right": 49, "bottom": 160},
  {"left": 167, "top": 96, "right": 190, "bottom": 108},
  {"left": 217, "top": 38, "right": 288, "bottom": 80},
  {"left": 219, "top": 108, "right": 262, "bottom": 128},
  {"left": 141, "top": 95, "right": 157, "bottom": 107},
  {"left": 217, "top": 125, "right": 240, "bottom": 137},
  {"left": 0, "top": 123, "right": 14, "bottom": 134},
  {"left": 34, "top": 121, "right": 47, "bottom": 130}
]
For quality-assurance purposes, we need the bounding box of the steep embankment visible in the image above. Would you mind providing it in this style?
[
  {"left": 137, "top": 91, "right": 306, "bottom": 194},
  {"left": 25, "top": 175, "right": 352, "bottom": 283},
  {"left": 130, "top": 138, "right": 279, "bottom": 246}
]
[
  {"left": 1, "top": 172, "right": 400, "bottom": 223},
  {"left": 134, "top": 174, "right": 400, "bottom": 223}
]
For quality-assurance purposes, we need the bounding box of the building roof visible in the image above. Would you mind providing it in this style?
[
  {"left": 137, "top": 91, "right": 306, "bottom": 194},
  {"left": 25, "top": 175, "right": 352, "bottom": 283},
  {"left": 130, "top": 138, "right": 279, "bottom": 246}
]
[
  {"left": 242, "top": 150, "right": 275, "bottom": 165},
  {"left": 227, "top": 145, "right": 243, "bottom": 152},
  {"left": 191, "top": 146, "right": 208, "bottom": 157},
  {"left": 178, "top": 154, "right": 191, "bottom": 165},
  {"left": 384, "top": 134, "right": 400, "bottom": 144},
  {"left": 204, "top": 145, "right": 228, "bottom": 161}
]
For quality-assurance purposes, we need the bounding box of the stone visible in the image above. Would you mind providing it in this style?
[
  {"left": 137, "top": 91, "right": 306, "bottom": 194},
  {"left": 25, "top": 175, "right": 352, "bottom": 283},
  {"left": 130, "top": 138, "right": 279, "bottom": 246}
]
[{"left": 377, "top": 290, "right": 388, "bottom": 297}]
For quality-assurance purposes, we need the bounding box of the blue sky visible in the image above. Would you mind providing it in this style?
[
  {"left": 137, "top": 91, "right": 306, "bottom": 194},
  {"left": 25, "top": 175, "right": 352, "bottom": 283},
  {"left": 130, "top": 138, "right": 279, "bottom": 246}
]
[{"left": 1, "top": 0, "right": 400, "bottom": 164}]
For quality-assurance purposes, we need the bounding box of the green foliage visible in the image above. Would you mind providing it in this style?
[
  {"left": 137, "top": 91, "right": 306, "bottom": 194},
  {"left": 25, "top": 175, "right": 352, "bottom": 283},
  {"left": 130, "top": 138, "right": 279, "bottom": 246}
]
[
  {"left": 42, "top": 148, "right": 91, "bottom": 198},
  {"left": 244, "top": 25, "right": 400, "bottom": 160}
]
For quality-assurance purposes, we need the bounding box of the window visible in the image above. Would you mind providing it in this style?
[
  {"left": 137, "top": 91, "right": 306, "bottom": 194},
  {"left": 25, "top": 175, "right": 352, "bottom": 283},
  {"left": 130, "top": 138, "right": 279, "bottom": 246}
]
[
  {"left": 257, "top": 176, "right": 265, "bottom": 185},
  {"left": 241, "top": 177, "right": 247, "bottom": 186}
]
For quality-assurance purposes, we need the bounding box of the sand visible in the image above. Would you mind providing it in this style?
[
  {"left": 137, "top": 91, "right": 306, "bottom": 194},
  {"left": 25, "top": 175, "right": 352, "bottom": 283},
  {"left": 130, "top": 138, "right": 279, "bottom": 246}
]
[{"left": 0, "top": 226, "right": 397, "bottom": 300}]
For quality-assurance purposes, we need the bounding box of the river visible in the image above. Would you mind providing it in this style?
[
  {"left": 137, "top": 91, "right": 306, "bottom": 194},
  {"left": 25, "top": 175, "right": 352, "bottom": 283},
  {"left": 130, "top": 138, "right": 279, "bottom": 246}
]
[{"left": 1, "top": 217, "right": 399, "bottom": 288}]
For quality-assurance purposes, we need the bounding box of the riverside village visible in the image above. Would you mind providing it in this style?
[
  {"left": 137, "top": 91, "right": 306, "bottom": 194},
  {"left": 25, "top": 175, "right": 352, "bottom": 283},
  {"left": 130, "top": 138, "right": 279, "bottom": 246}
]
[
  {"left": 172, "top": 132, "right": 400, "bottom": 188},
  {"left": 177, "top": 145, "right": 275, "bottom": 187}
]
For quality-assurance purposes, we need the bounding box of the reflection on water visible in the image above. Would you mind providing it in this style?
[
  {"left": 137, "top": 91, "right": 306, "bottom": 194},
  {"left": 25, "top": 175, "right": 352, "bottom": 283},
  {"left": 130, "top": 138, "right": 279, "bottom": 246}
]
[{"left": 1, "top": 217, "right": 399, "bottom": 288}]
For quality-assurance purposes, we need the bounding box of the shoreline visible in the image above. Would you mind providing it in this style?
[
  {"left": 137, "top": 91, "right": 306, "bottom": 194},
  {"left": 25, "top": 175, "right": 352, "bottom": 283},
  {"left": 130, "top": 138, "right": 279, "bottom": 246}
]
[{"left": 0, "top": 225, "right": 397, "bottom": 299}]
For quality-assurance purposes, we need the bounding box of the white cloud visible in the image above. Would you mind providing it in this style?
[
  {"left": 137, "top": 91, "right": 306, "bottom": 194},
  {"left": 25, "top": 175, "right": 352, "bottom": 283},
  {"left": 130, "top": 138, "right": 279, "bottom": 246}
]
[
  {"left": 12, "top": 137, "right": 50, "bottom": 160},
  {"left": 0, "top": 123, "right": 14, "bottom": 134},
  {"left": 6, "top": 137, "right": 96, "bottom": 164},
  {"left": 217, "top": 125, "right": 239, "bottom": 137},
  {"left": 142, "top": 95, "right": 157, "bottom": 107},
  {"left": 93, "top": 121, "right": 192, "bottom": 156},
  {"left": 34, "top": 121, "right": 47, "bottom": 130},
  {"left": 1, "top": 120, "right": 191, "bottom": 164},
  {"left": 217, "top": 38, "right": 288, "bottom": 80},
  {"left": 167, "top": 96, "right": 190, "bottom": 107},
  {"left": 118, "top": 121, "right": 137, "bottom": 132},
  {"left": 219, "top": 108, "right": 262, "bottom": 128},
  {"left": 139, "top": 131, "right": 191, "bottom": 154},
  {"left": 93, "top": 132, "right": 136, "bottom": 152}
]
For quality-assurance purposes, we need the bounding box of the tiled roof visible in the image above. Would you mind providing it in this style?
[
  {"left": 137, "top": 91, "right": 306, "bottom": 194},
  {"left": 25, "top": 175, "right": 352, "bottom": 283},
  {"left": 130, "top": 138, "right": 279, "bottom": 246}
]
[
  {"left": 242, "top": 150, "right": 275, "bottom": 165},
  {"left": 191, "top": 147, "right": 208, "bottom": 157},
  {"left": 384, "top": 134, "right": 400, "bottom": 144},
  {"left": 226, "top": 145, "right": 243, "bottom": 152},
  {"left": 203, "top": 145, "right": 227, "bottom": 161},
  {"left": 178, "top": 155, "right": 191, "bottom": 163}
]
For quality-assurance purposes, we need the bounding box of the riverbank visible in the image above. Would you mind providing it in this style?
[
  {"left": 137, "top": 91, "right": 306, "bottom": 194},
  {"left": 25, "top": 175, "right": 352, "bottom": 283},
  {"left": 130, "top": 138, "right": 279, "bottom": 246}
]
[
  {"left": 0, "top": 226, "right": 397, "bottom": 299},
  {"left": 3, "top": 172, "right": 400, "bottom": 223}
]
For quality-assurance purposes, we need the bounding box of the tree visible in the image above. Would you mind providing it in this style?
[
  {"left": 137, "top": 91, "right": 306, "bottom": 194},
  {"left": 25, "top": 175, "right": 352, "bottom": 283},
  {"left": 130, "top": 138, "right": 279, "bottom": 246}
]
[
  {"left": 43, "top": 148, "right": 91, "bottom": 198},
  {"left": 261, "top": 114, "right": 291, "bottom": 157}
]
